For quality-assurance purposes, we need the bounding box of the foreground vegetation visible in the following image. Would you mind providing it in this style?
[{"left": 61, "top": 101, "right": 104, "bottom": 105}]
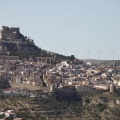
[{"left": 0, "top": 92, "right": 120, "bottom": 120}]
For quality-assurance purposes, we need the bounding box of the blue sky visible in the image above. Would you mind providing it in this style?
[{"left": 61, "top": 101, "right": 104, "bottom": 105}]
[{"left": 0, "top": 0, "right": 120, "bottom": 60}]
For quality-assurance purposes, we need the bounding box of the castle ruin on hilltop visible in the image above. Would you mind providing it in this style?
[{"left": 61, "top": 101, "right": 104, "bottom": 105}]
[
  {"left": 0, "top": 26, "right": 24, "bottom": 40},
  {"left": 0, "top": 26, "right": 34, "bottom": 43},
  {"left": 0, "top": 26, "right": 40, "bottom": 54}
]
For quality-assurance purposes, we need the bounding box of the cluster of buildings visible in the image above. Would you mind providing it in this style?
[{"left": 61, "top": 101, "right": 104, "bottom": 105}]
[
  {"left": 43, "top": 60, "right": 120, "bottom": 93},
  {"left": 0, "top": 57, "right": 48, "bottom": 88},
  {"left": 0, "top": 26, "right": 120, "bottom": 94},
  {"left": 0, "top": 55, "right": 120, "bottom": 93},
  {"left": 0, "top": 109, "right": 23, "bottom": 120}
]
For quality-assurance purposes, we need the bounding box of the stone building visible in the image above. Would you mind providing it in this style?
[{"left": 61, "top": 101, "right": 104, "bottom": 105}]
[
  {"left": 36, "top": 57, "right": 54, "bottom": 64},
  {"left": 0, "top": 26, "right": 40, "bottom": 54},
  {"left": 0, "top": 55, "right": 18, "bottom": 60},
  {"left": 0, "top": 26, "right": 24, "bottom": 41}
]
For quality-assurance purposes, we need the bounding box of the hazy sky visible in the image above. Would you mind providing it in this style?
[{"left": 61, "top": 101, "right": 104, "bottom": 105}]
[{"left": 0, "top": 0, "right": 120, "bottom": 60}]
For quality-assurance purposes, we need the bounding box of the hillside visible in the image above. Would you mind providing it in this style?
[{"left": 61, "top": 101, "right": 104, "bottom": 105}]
[
  {"left": 0, "top": 26, "right": 75, "bottom": 60},
  {"left": 1, "top": 92, "right": 120, "bottom": 120}
]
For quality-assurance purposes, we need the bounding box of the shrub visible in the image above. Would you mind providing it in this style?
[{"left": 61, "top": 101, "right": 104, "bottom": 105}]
[
  {"left": 97, "top": 103, "right": 106, "bottom": 112},
  {"left": 84, "top": 98, "right": 90, "bottom": 103},
  {"left": 0, "top": 114, "right": 5, "bottom": 119}
]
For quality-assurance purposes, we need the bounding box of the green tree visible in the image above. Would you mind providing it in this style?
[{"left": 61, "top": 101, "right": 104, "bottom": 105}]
[
  {"left": 0, "top": 114, "right": 5, "bottom": 119},
  {"left": 84, "top": 98, "right": 90, "bottom": 104},
  {"left": 97, "top": 103, "right": 106, "bottom": 112}
]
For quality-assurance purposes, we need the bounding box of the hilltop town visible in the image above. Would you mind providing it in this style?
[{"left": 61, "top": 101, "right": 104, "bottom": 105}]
[
  {"left": 0, "top": 26, "right": 120, "bottom": 92},
  {"left": 1, "top": 26, "right": 120, "bottom": 120},
  {"left": 1, "top": 54, "right": 120, "bottom": 93}
]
